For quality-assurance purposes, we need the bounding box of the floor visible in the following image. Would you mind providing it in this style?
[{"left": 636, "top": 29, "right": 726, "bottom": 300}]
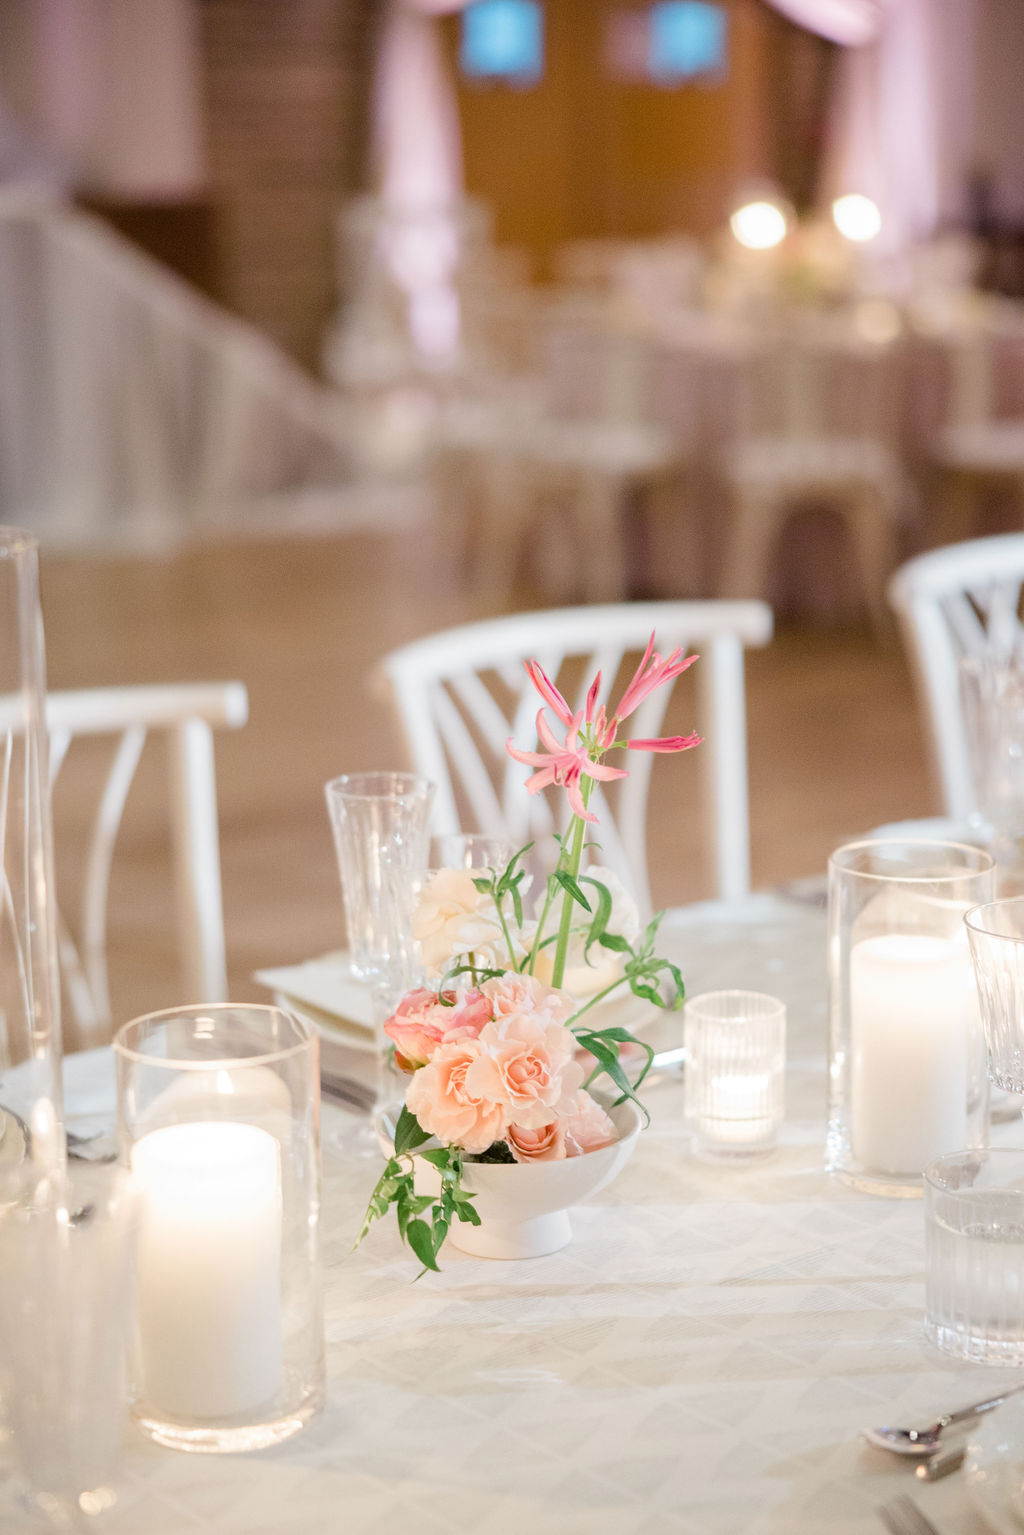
[{"left": 39, "top": 523, "right": 936, "bottom": 1047}]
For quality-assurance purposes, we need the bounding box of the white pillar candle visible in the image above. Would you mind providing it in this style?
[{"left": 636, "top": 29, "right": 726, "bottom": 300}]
[
  {"left": 850, "top": 934, "right": 972, "bottom": 1176},
  {"left": 132, "top": 1121, "right": 283, "bottom": 1421}
]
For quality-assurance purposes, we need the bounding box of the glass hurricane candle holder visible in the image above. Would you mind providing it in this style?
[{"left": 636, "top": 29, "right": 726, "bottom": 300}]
[
  {"left": 965, "top": 898, "right": 1024, "bottom": 1092},
  {"left": 114, "top": 1004, "right": 324, "bottom": 1453},
  {"left": 683, "top": 990, "right": 786, "bottom": 1159},
  {"left": 827, "top": 839, "right": 995, "bottom": 1197},
  {"left": 0, "top": 528, "right": 63, "bottom": 1170}
]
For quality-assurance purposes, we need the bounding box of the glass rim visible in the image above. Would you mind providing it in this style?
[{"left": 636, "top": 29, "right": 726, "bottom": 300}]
[
  {"left": 828, "top": 837, "right": 996, "bottom": 884},
  {"left": 682, "top": 988, "right": 786, "bottom": 1022},
  {"left": 964, "top": 897, "right": 1024, "bottom": 943},
  {"left": 112, "top": 1002, "right": 315, "bottom": 1072},
  {"left": 324, "top": 771, "right": 434, "bottom": 803},
  {"left": 924, "top": 1145, "right": 1024, "bottom": 1193},
  {"left": 0, "top": 526, "right": 38, "bottom": 559}
]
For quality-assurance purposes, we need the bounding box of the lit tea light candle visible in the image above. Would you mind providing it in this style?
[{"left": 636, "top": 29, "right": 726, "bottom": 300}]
[
  {"left": 850, "top": 934, "right": 972, "bottom": 1175},
  {"left": 132, "top": 1121, "right": 283, "bottom": 1421},
  {"left": 700, "top": 1071, "right": 777, "bottom": 1147}
]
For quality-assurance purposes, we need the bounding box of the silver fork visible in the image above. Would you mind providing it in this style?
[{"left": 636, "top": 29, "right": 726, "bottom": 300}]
[{"left": 878, "top": 1494, "right": 942, "bottom": 1535}]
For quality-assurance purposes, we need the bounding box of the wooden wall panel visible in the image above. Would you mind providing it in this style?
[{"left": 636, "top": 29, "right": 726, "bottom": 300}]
[{"left": 448, "top": 0, "right": 790, "bottom": 274}]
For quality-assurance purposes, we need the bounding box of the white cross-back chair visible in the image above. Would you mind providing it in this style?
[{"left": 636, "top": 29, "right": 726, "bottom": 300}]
[
  {"left": 379, "top": 602, "right": 773, "bottom": 914},
  {"left": 721, "top": 319, "right": 906, "bottom": 628},
  {"left": 0, "top": 680, "right": 248, "bottom": 1046},
  {"left": 888, "top": 535, "right": 1024, "bottom": 821}
]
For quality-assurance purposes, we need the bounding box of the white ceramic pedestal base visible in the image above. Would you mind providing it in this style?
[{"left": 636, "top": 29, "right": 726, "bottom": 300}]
[{"left": 450, "top": 1209, "right": 572, "bottom": 1260}]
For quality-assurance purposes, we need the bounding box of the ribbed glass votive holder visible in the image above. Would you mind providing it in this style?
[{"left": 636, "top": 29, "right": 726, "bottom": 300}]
[
  {"left": 683, "top": 990, "right": 786, "bottom": 1159},
  {"left": 925, "top": 1148, "right": 1024, "bottom": 1364}
]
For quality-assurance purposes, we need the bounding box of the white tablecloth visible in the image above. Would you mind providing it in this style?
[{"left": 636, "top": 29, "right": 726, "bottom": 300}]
[{"left": 0, "top": 894, "right": 1013, "bottom": 1533}]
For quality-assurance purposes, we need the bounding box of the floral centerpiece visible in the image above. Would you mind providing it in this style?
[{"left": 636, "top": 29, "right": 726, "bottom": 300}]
[{"left": 358, "top": 635, "right": 701, "bottom": 1269}]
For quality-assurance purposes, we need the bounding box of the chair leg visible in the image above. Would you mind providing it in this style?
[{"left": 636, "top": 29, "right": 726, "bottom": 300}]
[
  {"left": 720, "top": 487, "right": 780, "bottom": 600},
  {"left": 937, "top": 469, "right": 979, "bottom": 548},
  {"left": 473, "top": 457, "right": 536, "bottom": 599},
  {"left": 847, "top": 487, "right": 897, "bottom": 637},
  {"left": 573, "top": 467, "right": 627, "bottom": 602}
]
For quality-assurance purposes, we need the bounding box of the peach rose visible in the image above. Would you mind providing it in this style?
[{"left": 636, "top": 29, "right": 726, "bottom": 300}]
[
  {"left": 405, "top": 1038, "right": 505, "bottom": 1154},
  {"left": 413, "top": 868, "right": 506, "bottom": 977},
  {"left": 385, "top": 987, "right": 493, "bottom": 1071},
  {"left": 507, "top": 1120, "right": 565, "bottom": 1163},
  {"left": 480, "top": 972, "right": 571, "bottom": 1026},
  {"left": 563, "top": 1090, "right": 616, "bottom": 1156},
  {"left": 467, "top": 1013, "right": 584, "bottom": 1130}
]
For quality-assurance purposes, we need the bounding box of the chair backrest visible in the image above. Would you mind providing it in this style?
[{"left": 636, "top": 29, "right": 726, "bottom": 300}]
[
  {"left": 888, "top": 535, "right": 1024, "bottom": 819},
  {"left": 0, "top": 680, "right": 248, "bottom": 1046},
  {"left": 379, "top": 601, "right": 773, "bottom": 913},
  {"left": 735, "top": 318, "right": 903, "bottom": 444}
]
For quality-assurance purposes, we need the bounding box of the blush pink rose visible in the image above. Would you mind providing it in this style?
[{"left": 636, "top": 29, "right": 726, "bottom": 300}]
[
  {"left": 481, "top": 972, "right": 572, "bottom": 1026},
  {"left": 466, "top": 1013, "right": 584, "bottom": 1130},
  {"left": 563, "top": 1090, "right": 616, "bottom": 1156},
  {"left": 384, "top": 987, "right": 493, "bottom": 1071},
  {"left": 405, "top": 1038, "right": 506, "bottom": 1154},
  {"left": 507, "top": 1120, "right": 565, "bottom": 1163}
]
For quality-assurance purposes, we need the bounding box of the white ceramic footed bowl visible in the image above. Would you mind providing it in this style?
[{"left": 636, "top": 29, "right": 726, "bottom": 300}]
[{"left": 379, "top": 1099, "right": 642, "bottom": 1260}]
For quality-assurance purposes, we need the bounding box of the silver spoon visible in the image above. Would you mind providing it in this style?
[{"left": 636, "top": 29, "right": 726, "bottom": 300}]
[{"left": 864, "top": 1382, "right": 1024, "bottom": 1456}]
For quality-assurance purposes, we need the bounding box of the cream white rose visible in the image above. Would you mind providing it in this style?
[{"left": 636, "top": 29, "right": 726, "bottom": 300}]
[{"left": 413, "top": 868, "right": 506, "bottom": 977}]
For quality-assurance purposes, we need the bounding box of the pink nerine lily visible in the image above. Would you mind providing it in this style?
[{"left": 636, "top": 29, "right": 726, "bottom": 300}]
[
  {"left": 612, "top": 633, "right": 699, "bottom": 724},
  {"left": 627, "top": 733, "right": 703, "bottom": 754},
  {"left": 507, "top": 709, "right": 627, "bottom": 823},
  {"left": 507, "top": 632, "right": 702, "bottom": 825},
  {"left": 524, "top": 660, "right": 574, "bottom": 729}
]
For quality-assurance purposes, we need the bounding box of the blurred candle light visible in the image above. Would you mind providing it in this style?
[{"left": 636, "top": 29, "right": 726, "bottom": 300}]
[
  {"left": 730, "top": 200, "right": 788, "bottom": 251},
  {"left": 832, "top": 194, "right": 882, "bottom": 244}
]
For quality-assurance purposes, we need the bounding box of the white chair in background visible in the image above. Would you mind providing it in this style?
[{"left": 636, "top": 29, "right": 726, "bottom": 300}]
[
  {"left": 14, "top": 681, "right": 248, "bottom": 1045},
  {"left": 928, "top": 305, "right": 1024, "bottom": 543},
  {"left": 888, "top": 534, "right": 1024, "bottom": 821},
  {"left": 720, "top": 317, "right": 907, "bottom": 629},
  {"left": 379, "top": 601, "right": 773, "bottom": 913}
]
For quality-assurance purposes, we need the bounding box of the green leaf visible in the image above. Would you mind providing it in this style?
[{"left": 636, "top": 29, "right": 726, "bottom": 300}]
[
  {"left": 597, "top": 930, "right": 631, "bottom": 954},
  {"left": 472, "top": 876, "right": 493, "bottom": 896},
  {"left": 456, "top": 1200, "right": 482, "bottom": 1226},
  {"left": 406, "top": 1219, "right": 440, "bottom": 1272},
  {"left": 579, "top": 875, "right": 614, "bottom": 960},
  {"left": 627, "top": 978, "right": 662, "bottom": 1005},
  {"left": 394, "top": 1105, "right": 430, "bottom": 1156},
  {"left": 552, "top": 868, "right": 592, "bottom": 912},
  {"left": 419, "top": 1147, "right": 455, "bottom": 1171}
]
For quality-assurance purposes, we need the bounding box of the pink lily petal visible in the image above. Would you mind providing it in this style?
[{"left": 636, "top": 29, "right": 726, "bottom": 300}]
[
  {"left": 582, "top": 759, "right": 629, "bottom": 781},
  {"left": 524, "top": 767, "right": 558, "bottom": 793},
  {"left": 566, "top": 776, "right": 599, "bottom": 823},
  {"left": 537, "top": 708, "right": 582, "bottom": 756},
  {"left": 524, "top": 660, "right": 574, "bottom": 729},
  {"left": 627, "top": 733, "right": 703, "bottom": 753},
  {"left": 506, "top": 739, "right": 556, "bottom": 768},
  {"left": 585, "top": 671, "right": 602, "bottom": 723},
  {"left": 613, "top": 628, "right": 700, "bottom": 722},
  {"left": 614, "top": 632, "right": 656, "bottom": 719}
]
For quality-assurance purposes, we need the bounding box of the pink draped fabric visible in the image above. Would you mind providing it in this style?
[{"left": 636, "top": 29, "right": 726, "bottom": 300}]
[
  {"left": 764, "top": 0, "right": 974, "bottom": 253},
  {"left": 760, "top": 0, "right": 884, "bottom": 47}
]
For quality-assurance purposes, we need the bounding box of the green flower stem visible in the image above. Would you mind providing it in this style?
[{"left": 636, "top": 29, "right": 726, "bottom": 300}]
[
  {"left": 551, "top": 782, "right": 592, "bottom": 987},
  {"left": 524, "top": 881, "right": 557, "bottom": 975},
  {"left": 563, "top": 975, "right": 628, "bottom": 1028},
  {"left": 494, "top": 891, "right": 520, "bottom": 971}
]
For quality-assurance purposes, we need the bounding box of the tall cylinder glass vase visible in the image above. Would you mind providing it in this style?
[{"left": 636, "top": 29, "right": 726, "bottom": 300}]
[
  {"left": 826, "top": 839, "right": 995, "bottom": 1197},
  {"left": 0, "top": 529, "right": 63, "bottom": 1172}
]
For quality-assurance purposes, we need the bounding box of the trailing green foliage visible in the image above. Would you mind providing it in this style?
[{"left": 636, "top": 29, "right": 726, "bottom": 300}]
[{"left": 355, "top": 1113, "right": 481, "bottom": 1274}]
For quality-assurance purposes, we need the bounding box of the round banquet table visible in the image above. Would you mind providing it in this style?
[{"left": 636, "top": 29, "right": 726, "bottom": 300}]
[{"left": 0, "top": 893, "right": 1013, "bottom": 1533}]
